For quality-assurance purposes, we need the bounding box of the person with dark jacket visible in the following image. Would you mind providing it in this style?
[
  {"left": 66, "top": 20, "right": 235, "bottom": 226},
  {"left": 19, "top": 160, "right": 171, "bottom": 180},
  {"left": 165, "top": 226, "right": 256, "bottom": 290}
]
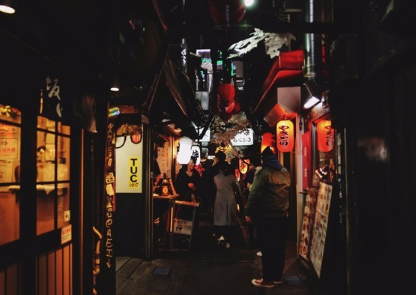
[{"left": 244, "top": 146, "right": 290, "bottom": 288}]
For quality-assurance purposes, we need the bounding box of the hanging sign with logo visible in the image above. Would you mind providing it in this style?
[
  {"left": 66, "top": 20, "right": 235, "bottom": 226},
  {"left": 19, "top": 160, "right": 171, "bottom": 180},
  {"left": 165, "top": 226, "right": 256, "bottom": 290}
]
[
  {"left": 276, "top": 120, "right": 294, "bottom": 152},
  {"left": 40, "top": 75, "right": 64, "bottom": 121},
  {"left": 317, "top": 120, "right": 334, "bottom": 152}
]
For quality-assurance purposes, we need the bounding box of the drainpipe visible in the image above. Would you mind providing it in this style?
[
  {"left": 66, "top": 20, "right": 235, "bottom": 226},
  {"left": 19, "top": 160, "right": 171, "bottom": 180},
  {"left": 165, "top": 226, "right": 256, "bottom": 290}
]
[{"left": 304, "top": 0, "right": 323, "bottom": 93}]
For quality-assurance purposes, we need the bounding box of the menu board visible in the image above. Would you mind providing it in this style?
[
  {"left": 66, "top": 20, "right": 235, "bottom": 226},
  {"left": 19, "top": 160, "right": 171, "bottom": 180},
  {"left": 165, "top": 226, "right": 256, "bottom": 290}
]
[
  {"left": 309, "top": 182, "right": 333, "bottom": 278},
  {"left": 299, "top": 187, "right": 318, "bottom": 260}
]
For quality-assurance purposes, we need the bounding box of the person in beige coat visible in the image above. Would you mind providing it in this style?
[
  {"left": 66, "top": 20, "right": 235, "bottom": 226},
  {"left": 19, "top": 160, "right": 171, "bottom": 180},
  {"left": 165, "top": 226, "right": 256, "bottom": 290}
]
[{"left": 213, "top": 161, "right": 243, "bottom": 249}]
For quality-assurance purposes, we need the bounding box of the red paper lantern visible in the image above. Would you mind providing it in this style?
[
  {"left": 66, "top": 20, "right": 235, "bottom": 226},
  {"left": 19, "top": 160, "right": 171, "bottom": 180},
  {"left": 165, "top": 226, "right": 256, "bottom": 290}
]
[
  {"left": 317, "top": 120, "right": 334, "bottom": 152},
  {"left": 217, "top": 83, "right": 235, "bottom": 104},
  {"left": 208, "top": 0, "right": 245, "bottom": 27},
  {"left": 261, "top": 132, "right": 274, "bottom": 153},
  {"left": 276, "top": 120, "right": 294, "bottom": 152},
  {"left": 239, "top": 158, "right": 250, "bottom": 174}
]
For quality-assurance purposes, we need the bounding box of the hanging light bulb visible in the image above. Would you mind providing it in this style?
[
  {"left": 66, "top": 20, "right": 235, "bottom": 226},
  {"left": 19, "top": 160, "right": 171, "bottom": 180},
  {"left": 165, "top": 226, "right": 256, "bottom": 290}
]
[{"left": 0, "top": 0, "right": 16, "bottom": 14}]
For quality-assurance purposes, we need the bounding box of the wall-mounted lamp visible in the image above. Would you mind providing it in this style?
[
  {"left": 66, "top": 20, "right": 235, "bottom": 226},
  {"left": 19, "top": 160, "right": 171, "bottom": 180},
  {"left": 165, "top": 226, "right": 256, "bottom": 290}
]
[
  {"left": 314, "top": 164, "right": 329, "bottom": 180},
  {"left": 0, "top": 0, "right": 16, "bottom": 14},
  {"left": 303, "top": 80, "right": 322, "bottom": 109}
]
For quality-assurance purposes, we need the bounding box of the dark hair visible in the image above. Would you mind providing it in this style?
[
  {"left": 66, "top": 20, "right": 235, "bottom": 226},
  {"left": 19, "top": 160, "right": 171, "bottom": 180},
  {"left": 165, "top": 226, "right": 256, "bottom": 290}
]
[{"left": 215, "top": 151, "right": 226, "bottom": 162}]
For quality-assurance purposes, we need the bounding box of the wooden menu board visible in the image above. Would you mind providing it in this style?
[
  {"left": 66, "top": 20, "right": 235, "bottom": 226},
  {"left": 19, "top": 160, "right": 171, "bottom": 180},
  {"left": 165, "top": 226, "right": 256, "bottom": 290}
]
[
  {"left": 309, "top": 182, "right": 333, "bottom": 278},
  {"left": 299, "top": 187, "right": 318, "bottom": 260}
]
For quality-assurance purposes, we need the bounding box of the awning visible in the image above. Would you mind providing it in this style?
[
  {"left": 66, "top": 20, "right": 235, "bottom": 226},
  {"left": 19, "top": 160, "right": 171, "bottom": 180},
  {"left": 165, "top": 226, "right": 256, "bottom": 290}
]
[
  {"left": 144, "top": 49, "right": 206, "bottom": 139},
  {"left": 251, "top": 50, "right": 304, "bottom": 125}
]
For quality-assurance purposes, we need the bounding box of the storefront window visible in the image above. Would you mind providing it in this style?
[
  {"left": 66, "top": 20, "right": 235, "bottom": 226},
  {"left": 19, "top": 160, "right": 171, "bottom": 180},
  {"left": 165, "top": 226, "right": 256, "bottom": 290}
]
[
  {"left": 36, "top": 116, "right": 70, "bottom": 235},
  {"left": 0, "top": 105, "right": 21, "bottom": 246}
]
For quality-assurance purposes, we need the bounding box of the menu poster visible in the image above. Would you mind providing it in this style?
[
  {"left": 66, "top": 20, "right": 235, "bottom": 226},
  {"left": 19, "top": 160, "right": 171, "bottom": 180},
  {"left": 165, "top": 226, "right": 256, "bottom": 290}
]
[
  {"left": 299, "top": 187, "right": 318, "bottom": 260},
  {"left": 309, "top": 182, "right": 333, "bottom": 278}
]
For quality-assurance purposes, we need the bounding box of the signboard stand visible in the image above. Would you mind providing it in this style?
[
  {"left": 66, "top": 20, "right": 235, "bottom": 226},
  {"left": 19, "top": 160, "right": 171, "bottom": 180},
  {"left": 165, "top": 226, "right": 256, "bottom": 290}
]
[{"left": 169, "top": 201, "right": 199, "bottom": 251}]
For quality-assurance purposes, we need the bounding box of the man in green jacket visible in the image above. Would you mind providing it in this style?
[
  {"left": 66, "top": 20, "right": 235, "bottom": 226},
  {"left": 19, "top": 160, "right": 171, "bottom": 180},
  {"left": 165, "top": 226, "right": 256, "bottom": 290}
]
[{"left": 245, "top": 146, "right": 290, "bottom": 288}]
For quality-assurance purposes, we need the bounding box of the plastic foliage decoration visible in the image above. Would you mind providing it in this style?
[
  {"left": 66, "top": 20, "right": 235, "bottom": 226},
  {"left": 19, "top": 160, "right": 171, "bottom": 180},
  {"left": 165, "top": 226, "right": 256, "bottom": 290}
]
[
  {"left": 211, "top": 112, "right": 250, "bottom": 146},
  {"left": 228, "top": 28, "right": 296, "bottom": 59}
]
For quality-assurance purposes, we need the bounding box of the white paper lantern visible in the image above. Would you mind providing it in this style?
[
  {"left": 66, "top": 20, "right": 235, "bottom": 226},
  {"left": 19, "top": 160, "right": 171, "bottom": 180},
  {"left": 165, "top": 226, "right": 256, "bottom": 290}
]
[{"left": 177, "top": 137, "right": 193, "bottom": 164}]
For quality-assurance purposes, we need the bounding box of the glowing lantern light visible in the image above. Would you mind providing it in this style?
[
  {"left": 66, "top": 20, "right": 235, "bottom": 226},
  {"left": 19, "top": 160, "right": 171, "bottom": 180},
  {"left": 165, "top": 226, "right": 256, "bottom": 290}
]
[
  {"left": 239, "top": 158, "right": 250, "bottom": 174},
  {"left": 191, "top": 145, "right": 201, "bottom": 165},
  {"left": 276, "top": 120, "right": 294, "bottom": 152},
  {"left": 317, "top": 120, "right": 334, "bottom": 152},
  {"left": 177, "top": 137, "right": 193, "bottom": 164},
  {"left": 261, "top": 132, "right": 274, "bottom": 153}
]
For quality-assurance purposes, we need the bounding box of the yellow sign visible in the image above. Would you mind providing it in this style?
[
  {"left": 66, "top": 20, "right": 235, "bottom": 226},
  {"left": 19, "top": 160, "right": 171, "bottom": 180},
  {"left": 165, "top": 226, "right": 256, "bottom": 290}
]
[{"left": 129, "top": 157, "right": 139, "bottom": 189}]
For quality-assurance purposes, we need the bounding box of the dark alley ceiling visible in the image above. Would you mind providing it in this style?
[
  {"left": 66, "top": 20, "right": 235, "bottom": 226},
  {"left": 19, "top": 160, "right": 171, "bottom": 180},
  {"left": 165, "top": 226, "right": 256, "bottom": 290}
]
[{"left": 1, "top": 0, "right": 330, "bottom": 138}]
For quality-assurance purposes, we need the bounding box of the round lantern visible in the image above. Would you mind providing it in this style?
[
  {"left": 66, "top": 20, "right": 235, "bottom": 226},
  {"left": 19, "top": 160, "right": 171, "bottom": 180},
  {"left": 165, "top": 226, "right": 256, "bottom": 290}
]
[
  {"left": 239, "top": 158, "right": 250, "bottom": 174},
  {"left": 317, "top": 120, "right": 334, "bottom": 152},
  {"left": 177, "top": 137, "right": 193, "bottom": 164},
  {"left": 276, "top": 120, "right": 294, "bottom": 152},
  {"left": 217, "top": 83, "right": 235, "bottom": 105},
  {"left": 208, "top": 0, "right": 246, "bottom": 27},
  {"left": 261, "top": 132, "right": 274, "bottom": 153}
]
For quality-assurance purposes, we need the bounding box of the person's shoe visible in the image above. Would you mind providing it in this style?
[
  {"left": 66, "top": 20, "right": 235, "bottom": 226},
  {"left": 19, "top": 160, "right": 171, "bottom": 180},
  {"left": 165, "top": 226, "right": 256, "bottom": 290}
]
[
  {"left": 251, "top": 279, "right": 275, "bottom": 288},
  {"left": 217, "top": 236, "right": 225, "bottom": 247},
  {"left": 225, "top": 242, "right": 230, "bottom": 249},
  {"left": 274, "top": 279, "right": 283, "bottom": 285},
  {"left": 256, "top": 251, "right": 262, "bottom": 257}
]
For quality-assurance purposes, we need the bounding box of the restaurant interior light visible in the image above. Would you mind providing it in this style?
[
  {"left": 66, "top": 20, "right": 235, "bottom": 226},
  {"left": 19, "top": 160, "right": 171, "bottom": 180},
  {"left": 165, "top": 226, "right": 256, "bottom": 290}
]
[
  {"left": 0, "top": 0, "right": 16, "bottom": 14},
  {"left": 110, "top": 69, "right": 121, "bottom": 92}
]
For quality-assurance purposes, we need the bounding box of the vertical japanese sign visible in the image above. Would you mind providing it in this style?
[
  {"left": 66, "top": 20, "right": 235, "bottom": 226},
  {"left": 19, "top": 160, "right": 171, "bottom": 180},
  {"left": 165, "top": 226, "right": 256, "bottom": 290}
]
[
  {"left": 40, "top": 75, "right": 63, "bottom": 121},
  {"left": 101, "top": 107, "right": 117, "bottom": 294},
  {"left": 302, "top": 131, "right": 312, "bottom": 190}
]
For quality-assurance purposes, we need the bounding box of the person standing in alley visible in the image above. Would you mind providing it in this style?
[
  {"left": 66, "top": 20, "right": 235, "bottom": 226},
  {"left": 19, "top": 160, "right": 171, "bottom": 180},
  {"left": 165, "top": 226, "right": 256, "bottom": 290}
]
[
  {"left": 203, "top": 151, "right": 227, "bottom": 214},
  {"left": 213, "top": 161, "right": 242, "bottom": 249},
  {"left": 244, "top": 146, "right": 290, "bottom": 288}
]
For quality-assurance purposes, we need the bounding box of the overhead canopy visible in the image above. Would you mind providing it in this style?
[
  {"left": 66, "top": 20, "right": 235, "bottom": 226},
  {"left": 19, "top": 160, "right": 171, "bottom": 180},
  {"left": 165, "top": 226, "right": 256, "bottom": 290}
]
[
  {"left": 251, "top": 50, "right": 304, "bottom": 125},
  {"left": 144, "top": 48, "right": 206, "bottom": 139}
]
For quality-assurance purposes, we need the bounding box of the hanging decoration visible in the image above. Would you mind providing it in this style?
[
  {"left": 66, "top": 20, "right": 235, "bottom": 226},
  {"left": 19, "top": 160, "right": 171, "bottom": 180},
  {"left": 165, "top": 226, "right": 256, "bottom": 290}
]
[
  {"left": 211, "top": 112, "right": 250, "bottom": 146},
  {"left": 215, "top": 83, "right": 241, "bottom": 121},
  {"left": 177, "top": 137, "right": 193, "bottom": 164},
  {"left": 317, "top": 120, "right": 334, "bottom": 152},
  {"left": 261, "top": 132, "right": 275, "bottom": 153},
  {"left": 276, "top": 119, "right": 294, "bottom": 152},
  {"left": 228, "top": 28, "right": 296, "bottom": 59}
]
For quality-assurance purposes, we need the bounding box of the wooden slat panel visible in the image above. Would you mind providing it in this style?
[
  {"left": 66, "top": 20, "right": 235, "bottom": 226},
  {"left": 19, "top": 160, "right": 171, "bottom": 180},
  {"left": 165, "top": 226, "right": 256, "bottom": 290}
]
[
  {"left": 55, "top": 249, "right": 63, "bottom": 295},
  {"left": 63, "top": 246, "right": 69, "bottom": 295},
  {"left": 6, "top": 263, "right": 18, "bottom": 295},
  {"left": 0, "top": 268, "right": 5, "bottom": 295},
  {"left": 69, "top": 244, "right": 72, "bottom": 295},
  {"left": 38, "top": 254, "right": 47, "bottom": 295},
  {"left": 47, "top": 251, "right": 55, "bottom": 295}
]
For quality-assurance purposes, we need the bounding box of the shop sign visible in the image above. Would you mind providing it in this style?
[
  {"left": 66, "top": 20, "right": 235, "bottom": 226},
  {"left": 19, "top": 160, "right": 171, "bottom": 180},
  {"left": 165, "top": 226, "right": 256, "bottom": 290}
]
[
  {"left": 173, "top": 218, "right": 193, "bottom": 236},
  {"left": 61, "top": 224, "right": 72, "bottom": 244},
  {"left": 129, "top": 157, "right": 139, "bottom": 188},
  {"left": 231, "top": 128, "right": 253, "bottom": 146},
  {"left": 41, "top": 75, "right": 63, "bottom": 121}
]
